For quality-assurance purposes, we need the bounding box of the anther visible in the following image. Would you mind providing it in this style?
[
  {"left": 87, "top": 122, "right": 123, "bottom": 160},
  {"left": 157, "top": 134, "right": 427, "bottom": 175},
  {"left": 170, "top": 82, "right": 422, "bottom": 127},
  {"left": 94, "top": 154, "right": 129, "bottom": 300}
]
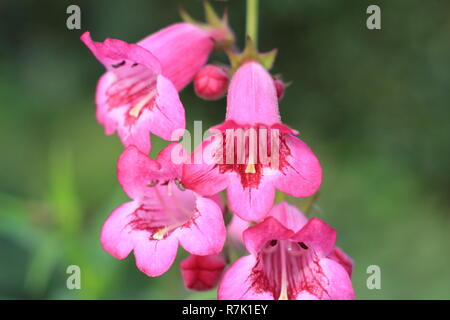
[
  {"left": 147, "top": 180, "right": 159, "bottom": 187},
  {"left": 298, "top": 242, "right": 308, "bottom": 250},
  {"left": 174, "top": 178, "right": 186, "bottom": 191},
  {"left": 112, "top": 60, "right": 126, "bottom": 68},
  {"left": 245, "top": 163, "right": 256, "bottom": 174},
  {"left": 152, "top": 227, "right": 169, "bottom": 240}
]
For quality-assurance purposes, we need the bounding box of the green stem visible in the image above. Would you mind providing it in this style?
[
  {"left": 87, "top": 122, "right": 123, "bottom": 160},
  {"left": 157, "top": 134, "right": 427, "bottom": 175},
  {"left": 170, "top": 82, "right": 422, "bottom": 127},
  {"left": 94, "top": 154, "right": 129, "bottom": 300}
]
[{"left": 246, "top": 0, "right": 259, "bottom": 46}]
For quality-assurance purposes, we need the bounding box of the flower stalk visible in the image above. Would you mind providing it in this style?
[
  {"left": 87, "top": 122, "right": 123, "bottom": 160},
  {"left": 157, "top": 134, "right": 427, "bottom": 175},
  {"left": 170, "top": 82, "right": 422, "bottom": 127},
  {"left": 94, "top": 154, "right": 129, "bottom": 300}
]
[{"left": 246, "top": 0, "right": 259, "bottom": 46}]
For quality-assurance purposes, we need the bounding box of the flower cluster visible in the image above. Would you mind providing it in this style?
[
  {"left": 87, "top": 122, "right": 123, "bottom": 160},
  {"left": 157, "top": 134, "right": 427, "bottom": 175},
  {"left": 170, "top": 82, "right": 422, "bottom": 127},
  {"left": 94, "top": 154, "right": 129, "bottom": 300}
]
[{"left": 81, "top": 2, "right": 354, "bottom": 300}]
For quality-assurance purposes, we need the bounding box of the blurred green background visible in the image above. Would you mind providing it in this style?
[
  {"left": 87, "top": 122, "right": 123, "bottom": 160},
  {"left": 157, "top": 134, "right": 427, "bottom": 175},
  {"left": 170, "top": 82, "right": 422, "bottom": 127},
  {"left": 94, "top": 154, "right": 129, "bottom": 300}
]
[{"left": 0, "top": 0, "right": 449, "bottom": 299}]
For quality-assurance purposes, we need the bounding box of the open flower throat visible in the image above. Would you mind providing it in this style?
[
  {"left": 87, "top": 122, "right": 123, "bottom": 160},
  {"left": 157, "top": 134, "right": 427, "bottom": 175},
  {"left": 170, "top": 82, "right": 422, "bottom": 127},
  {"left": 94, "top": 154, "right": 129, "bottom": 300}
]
[
  {"left": 105, "top": 63, "right": 157, "bottom": 125},
  {"left": 128, "top": 179, "right": 197, "bottom": 240},
  {"left": 214, "top": 123, "right": 293, "bottom": 188},
  {"left": 250, "top": 239, "right": 330, "bottom": 300}
]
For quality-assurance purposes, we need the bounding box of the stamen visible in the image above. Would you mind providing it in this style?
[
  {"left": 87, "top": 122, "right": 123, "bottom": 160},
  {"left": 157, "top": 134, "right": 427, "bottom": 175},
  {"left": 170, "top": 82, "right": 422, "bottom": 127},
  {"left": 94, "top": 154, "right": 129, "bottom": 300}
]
[
  {"left": 218, "top": 126, "right": 290, "bottom": 188},
  {"left": 152, "top": 220, "right": 186, "bottom": 240},
  {"left": 152, "top": 226, "right": 169, "bottom": 240},
  {"left": 174, "top": 178, "right": 186, "bottom": 191},
  {"left": 245, "top": 151, "right": 256, "bottom": 174},
  {"left": 167, "top": 181, "right": 173, "bottom": 197},
  {"left": 112, "top": 60, "right": 126, "bottom": 68},
  {"left": 129, "top": 92, "right": 155, "bottom": 118},
  {"left": 245, "top": 163, "right": 256, "bottom": 174},
  {"left": 278, "top": 241, "right": 289, "bottom": 300},
  {"left": 299, "top": 242, "right": 309, "bottom": 250},
  {"left": 147, "top": 180, "right": 159, "bottom": 187}
]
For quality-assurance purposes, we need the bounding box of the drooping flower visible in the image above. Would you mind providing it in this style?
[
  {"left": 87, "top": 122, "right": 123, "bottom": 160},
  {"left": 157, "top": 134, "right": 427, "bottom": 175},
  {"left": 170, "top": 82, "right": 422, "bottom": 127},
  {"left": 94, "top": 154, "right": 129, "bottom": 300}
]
[
  {"left": 194, "top": 64, "right": 229, "bottom": 100},
  {"left": 100, "top": 143, "right": 226, "bottom": 277},
  {"left": 183, "top": 61, "right": 322, "bottom": 221},
  {"left": 180, "top": 254, "right": 227, "bottom": 291},
  {"left": 81, "top": 23, "right": 229, "bottom": 153},
  {"left": 218, "top": 202, "right": 355, "bottom": 300}
]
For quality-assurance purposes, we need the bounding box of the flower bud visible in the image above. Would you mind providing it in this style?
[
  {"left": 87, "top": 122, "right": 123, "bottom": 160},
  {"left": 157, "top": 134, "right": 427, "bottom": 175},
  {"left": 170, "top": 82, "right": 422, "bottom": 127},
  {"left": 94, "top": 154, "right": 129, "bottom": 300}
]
[
  {"left": 194, "top": 65, "right": 229, "bottom": 100},
  {"left": 274, "top": 78, "right": 285, "bottom": 99},
  {"left": 180, "top": 254, "right": 226, "bottom": 291}
]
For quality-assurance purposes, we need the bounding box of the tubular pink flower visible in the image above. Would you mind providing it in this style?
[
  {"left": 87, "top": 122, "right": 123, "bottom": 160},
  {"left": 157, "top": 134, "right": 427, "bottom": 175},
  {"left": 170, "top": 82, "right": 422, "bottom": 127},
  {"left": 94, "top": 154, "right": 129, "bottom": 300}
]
[
  {"left": 180, "top": 254, "right": 226, "bottom": 291},
  {"left": 183, "top": 61, "right": 322, "bottom": 221},
  {"left": 100, "top": 143, "right": 226, "bottom": 277},
  {"left": 218, "top": 202, "right": 355, "bottom": 300},
  {"left": 81, "top": 23, "right": 221, "bottom": 153},
  {"left": 138, "top": 23, "right": 217, "bottom": 91}
]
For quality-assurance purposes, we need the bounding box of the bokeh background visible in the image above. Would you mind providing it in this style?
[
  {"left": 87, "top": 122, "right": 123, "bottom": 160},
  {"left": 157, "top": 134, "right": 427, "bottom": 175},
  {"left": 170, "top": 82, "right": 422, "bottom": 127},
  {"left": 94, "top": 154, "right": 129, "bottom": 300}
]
[{"left": 1, "top": 0, "right": 449, "bottom": 299}]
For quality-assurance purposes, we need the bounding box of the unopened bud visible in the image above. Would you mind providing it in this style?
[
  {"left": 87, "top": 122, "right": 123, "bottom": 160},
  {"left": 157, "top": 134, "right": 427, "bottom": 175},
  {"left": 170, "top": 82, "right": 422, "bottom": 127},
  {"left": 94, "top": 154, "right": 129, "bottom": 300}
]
[
  {"left": 180, "top": 254, "right": 226, "bottom": 291},
  {"left": 194, "top": 65, "right": 229, "bottom": 100},
  {"left": 274, "top": 78, "right": 285, "bottom": 99}
]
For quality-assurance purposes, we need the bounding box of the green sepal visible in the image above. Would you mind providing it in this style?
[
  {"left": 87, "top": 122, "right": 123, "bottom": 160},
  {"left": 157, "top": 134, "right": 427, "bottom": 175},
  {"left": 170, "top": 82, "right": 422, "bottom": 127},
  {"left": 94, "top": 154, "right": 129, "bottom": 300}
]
[
  {"left": 299, "top": 192, "right": 320, "bottom": 215},
  {"left": 179, "top": 0, "right": 235, "bottom": 51},
  {"left": 227, "top": 36, "right": 278, "bottom": 73}
]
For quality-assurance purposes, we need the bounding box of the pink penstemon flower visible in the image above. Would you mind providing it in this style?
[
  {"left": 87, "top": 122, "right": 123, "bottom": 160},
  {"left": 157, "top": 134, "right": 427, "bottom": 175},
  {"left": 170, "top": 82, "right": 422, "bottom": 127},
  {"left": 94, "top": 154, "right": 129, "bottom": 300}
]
[
  {"left": 183, "top": 61, "right": 322, "bottom": 221},
  {"left": 81, "top": 0, "right": 357, "bottom": 301},
  {"left": 218, "top": 202, "right": 355, "bottom": 300},
  {"left": 81, "top": 22, "right": 230, "bottom": 154},
  {"left": 100, "top": 143, "right": 226, "bottom": 277}
]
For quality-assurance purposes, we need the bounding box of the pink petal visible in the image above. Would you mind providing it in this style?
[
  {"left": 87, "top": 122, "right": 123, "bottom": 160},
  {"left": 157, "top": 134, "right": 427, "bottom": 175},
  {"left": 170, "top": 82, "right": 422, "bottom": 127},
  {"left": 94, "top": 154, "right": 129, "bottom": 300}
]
[
  {"left": 207, "top": 192, "right": 226, "bottom": 213},
  {"left": 138, "top": 23, "right": 214, "bottom": 90},
  {"left": 133, "top": 233, "right": 179, "bottom": 277},
  {"left": 295, "top": 291, "right": 319, "bottom": 300},
  {"left": 100, "top": 201, "right": 138, "bottom": 259},
  {"left": 268, "top": 202, "right": 308, "bottom": 233},
  {"left": 116, "top": 108, "right": 154, "bottom": 154},
  {"left": 272, "top": 135, "right": 322, "bottom": 198},
  {"left": 291, "top": 218, "right": 336, "bottom": 258},
  {"left": 146, "top": 75, "right": 185, "bottom": 141},
  {"left": 176, "top": 197, "right": 226, "bottom": 256},
  {"left": 95, "top": 72, "right": 118, "bottom": 135},
  {"left": 274, "top": 135, "right": 322, "bottom": 197},
  {"left": 226, "top": 177, "right": 275, "bottom": 221},
  {"left": 227, "top": 215, "right": 250, "bottom": 249},
  {"left": 117, "top": 146, "right": 161, "bottom": 200},
  {"left": 242, "top": 217, "right": 294, "bottom": 256},
  {"left": 328, "top": 247, "right": 354, "bottom": 276},
  {"left": 81, "top": 32, "right": 161, "bottom": 73},
  {"left": 180, "top": 254, "right": 226, "bottom": 291},
  {"left": 296, "top": 258, "right": 355, "bottom": 300},
  {"left": 156, "top": 142, "right": 187, "bottom": 178},
  {"left": 218, "top": 255, "right": 274, "bottom": 300},
  {"left": 182, "top": 135, "right": 229, "bottom": 196},
  {"left": 226, "top": 61, "right": 280, "bottom": 125}
]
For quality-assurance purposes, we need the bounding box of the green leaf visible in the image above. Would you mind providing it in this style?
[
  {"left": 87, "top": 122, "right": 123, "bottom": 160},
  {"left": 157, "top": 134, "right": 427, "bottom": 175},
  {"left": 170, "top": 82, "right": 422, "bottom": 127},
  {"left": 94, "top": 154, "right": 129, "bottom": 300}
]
[
  {"left": 47, "top": 142, "right": 81, "bottom": 236},
  {"left": 24, "top": 236, "right": 61, "bottom": 296}
]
